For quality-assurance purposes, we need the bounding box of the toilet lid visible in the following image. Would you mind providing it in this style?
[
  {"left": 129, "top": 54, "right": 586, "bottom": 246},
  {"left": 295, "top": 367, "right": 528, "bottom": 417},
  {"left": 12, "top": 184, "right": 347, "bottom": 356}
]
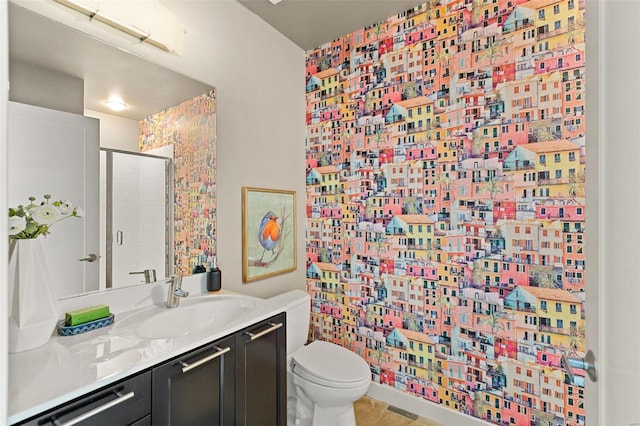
[{"left": 292, "top": 340, "right": 370, "bottom": 387}]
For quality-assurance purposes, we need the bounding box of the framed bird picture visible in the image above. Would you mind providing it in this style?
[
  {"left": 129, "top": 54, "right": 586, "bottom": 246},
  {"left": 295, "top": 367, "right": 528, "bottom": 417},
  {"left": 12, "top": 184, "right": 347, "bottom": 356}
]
[{"left": 242, "top": 187, "right": 297, "bottom": 283}]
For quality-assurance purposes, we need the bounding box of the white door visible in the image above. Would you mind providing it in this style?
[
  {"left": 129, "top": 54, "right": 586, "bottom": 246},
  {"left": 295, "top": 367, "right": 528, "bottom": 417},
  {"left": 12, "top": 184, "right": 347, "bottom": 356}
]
[
  {"left": 586, "top": 1, "right": 640, "bottom": 425},
  {"left": 7, "top": 101, "right": 100, "bottom": 298}
]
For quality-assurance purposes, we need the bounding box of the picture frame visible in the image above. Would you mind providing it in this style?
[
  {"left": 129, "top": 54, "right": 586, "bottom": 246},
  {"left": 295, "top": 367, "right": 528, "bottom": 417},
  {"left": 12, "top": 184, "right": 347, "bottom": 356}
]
[{"left": 242, "top": 187, "right": 297, "bottom": 283}]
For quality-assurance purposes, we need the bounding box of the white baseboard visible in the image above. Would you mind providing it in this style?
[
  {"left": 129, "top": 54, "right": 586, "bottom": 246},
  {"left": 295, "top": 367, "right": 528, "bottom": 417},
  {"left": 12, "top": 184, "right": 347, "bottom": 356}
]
[{"left": 367, "top": 382, "right": 488, "bottom": 426}]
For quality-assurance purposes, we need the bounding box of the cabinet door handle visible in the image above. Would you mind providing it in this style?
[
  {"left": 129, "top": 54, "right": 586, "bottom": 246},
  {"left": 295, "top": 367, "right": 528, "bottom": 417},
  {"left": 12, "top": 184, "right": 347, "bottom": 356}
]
[
  {"left": 244, "top": 321, "right": 283, "bottom": 341},
  {"left": 180, "top": 345, "right": 231, "bottom": 373},
  {"left": 54, "top": 391, "right": 135, "bottom": 426}
]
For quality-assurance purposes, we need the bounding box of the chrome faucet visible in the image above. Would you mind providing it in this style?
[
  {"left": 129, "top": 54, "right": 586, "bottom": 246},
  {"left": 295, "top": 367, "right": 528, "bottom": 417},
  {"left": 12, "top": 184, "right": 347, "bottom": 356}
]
[
  {"left": 130, "top": 269, "right": 157, "bottom": 283},
  {"left": 166, "top": 274, "right": 189, "bottom": 308}
]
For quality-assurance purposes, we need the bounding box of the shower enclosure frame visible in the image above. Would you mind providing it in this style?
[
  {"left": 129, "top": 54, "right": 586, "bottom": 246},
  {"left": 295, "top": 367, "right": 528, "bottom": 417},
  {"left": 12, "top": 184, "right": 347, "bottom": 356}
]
[{"left": 101, "top": 147, "right": 174, "bottom": 289}]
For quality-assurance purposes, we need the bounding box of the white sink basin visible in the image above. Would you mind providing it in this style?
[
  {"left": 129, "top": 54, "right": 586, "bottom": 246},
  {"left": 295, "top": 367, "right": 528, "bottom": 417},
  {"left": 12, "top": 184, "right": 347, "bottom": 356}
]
[{"left": 114, "top": 295, "right": 257, "bottom": 339}]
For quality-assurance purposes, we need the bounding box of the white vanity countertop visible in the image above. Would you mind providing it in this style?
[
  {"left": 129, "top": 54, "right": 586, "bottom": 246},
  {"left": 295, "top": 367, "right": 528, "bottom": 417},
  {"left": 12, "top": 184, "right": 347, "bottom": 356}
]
[{"left": 7, "top": 286, "right": 289, "bottom": 425}]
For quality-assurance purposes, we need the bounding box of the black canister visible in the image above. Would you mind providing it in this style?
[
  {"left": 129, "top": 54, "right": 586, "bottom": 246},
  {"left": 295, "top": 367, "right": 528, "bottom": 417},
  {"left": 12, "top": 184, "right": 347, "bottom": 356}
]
[{"left": 207, "top": 256, "right": 222, "bottom": 291}]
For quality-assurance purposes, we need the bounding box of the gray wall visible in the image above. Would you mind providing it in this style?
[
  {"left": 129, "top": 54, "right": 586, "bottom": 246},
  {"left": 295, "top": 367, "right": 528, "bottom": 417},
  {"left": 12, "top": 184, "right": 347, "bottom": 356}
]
[{"left": 9, "top": 60, "right": 83, "bottom": 115}]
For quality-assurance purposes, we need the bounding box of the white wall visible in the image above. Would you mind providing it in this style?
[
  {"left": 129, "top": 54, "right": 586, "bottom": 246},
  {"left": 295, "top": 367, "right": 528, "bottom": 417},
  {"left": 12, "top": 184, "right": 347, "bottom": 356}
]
[{"left": 85, "top": 109, "right": 139, "bottom": 151}]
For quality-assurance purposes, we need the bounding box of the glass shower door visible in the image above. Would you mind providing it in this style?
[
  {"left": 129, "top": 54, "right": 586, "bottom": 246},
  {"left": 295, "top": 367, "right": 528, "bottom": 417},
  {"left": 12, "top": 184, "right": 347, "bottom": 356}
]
[{"left": 101, "top": 149, "right": 172, "bottom": 288}]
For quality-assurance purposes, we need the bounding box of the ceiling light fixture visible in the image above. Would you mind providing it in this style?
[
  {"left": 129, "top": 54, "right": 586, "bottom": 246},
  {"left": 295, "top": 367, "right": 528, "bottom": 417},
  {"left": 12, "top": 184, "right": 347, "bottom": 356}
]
[
  {"left": 268, "top": 0, "right": 283, "bottom": 4},
  {"left": 105, "top": 98, "right": 127, "bottom": 111},
  {"left": 52, "top": 0, "right": 185, "bottom": 54}
]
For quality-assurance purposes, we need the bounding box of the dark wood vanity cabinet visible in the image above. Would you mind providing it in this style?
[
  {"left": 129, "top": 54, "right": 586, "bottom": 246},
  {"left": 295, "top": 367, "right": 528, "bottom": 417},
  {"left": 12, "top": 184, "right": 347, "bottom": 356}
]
[
  {"left": 152, "top": 335, "right": 235, "bottom": 426},
  {"left": 17, "top": 371, "right": 152, "bottom": 426},
  {"left": 14, "top": 313, "right": 286, "bottom": 426},
  {"left": 153, "top": 312, "right": 287, "bottom": 426},
  {"left": 235, "top": 312, "right": 287, "bottom": 426}
]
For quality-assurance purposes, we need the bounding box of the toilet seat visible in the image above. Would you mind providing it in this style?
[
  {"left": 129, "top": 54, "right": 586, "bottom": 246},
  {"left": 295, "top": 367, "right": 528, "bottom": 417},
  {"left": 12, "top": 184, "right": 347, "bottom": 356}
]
[{"left": 292, "top": 340, "right": 371, "bottom": 389}]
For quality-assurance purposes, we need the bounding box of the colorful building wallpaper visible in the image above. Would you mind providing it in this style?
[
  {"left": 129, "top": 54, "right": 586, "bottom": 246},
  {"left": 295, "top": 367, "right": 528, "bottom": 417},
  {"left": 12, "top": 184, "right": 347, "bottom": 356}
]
[
  {"left": 305, "top": 1, "right": 586, "bottom": 425},
  {"left": 139, "top": 90, "right": 217, "bottom": 275}
]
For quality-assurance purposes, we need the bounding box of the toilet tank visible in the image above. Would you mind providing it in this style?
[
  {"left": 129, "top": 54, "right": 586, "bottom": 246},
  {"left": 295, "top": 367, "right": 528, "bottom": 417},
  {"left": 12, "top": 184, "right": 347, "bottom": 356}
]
[{"left": 268, "top": 290, "right": 310, "bottom": 356}]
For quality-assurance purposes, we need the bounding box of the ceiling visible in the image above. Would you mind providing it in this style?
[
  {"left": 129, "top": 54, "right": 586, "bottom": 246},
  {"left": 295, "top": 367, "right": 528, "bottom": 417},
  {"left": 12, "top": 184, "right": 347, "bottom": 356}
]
[
  {"left": 237, "top": 0, "right": 422, "bottom": 51},
  {"left": 8, "top": 3, "right": 213, "bottom": 121}
]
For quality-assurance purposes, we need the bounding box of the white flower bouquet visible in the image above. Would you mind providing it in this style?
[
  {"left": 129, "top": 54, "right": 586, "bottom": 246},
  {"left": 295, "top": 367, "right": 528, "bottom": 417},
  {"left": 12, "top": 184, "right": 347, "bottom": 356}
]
[{"left": 8, "top": 194, "right": 84, "bottom": 239}]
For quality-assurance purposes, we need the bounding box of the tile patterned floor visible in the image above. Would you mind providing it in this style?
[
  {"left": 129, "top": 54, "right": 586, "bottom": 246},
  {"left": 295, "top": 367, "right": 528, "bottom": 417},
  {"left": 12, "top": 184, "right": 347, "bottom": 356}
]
[{"left": 354, "top": 396, "right": 443, "bottom": 426}]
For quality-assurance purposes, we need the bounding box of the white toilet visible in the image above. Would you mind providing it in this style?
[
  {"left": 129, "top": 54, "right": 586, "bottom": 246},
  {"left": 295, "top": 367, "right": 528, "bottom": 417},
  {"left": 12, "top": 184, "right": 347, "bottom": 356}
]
[{"left": 272, "top": 290, "right": 371, "bottom": 426}]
